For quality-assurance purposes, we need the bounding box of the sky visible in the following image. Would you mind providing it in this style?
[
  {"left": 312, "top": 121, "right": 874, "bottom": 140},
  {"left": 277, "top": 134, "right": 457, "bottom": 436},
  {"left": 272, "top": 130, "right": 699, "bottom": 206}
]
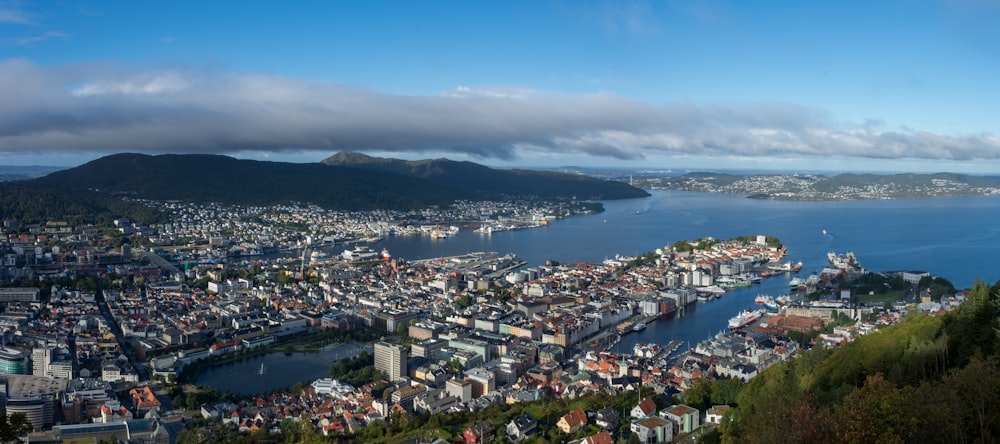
[{"left": 1, "top": 1, "right": 999, "bottom": 173}]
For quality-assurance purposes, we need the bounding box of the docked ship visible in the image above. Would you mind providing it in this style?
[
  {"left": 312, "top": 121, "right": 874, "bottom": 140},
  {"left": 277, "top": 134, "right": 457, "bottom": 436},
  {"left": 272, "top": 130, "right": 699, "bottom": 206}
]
[
  {"left": 789, "top": 277, "right": 805, "bottom": 289},
  {"left": 728, "top": 309, "right": 763, "bottom": 329}
]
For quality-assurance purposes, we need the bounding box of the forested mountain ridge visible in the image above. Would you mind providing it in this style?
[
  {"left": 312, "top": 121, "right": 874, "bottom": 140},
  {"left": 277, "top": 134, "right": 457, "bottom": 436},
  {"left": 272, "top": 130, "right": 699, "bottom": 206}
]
[{"left": 322, "top": 151, "right": 650, "bottom": 200}]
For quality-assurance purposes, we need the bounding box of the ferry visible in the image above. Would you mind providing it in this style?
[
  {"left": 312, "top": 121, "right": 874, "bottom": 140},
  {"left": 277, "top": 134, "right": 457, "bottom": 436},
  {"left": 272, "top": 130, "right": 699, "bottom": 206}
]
[{"left": 728, "top": 309, "right": 763, "bottom": 329}]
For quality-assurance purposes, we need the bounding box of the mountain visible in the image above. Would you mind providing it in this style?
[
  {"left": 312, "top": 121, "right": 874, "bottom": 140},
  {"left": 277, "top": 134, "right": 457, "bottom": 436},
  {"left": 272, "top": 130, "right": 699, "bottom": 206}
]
[
  {"left": 321, "top": 151, "right": 650, "bottom": 200},
  {"left": 25, "top": 153, "right": 477, "bottom": 211}
]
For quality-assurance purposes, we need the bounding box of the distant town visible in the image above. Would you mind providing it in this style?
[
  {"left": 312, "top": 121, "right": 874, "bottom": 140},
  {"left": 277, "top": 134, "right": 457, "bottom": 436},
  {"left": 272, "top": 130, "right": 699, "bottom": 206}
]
[
  {"left": 622, "top": 172, "right": 1000, "bottom": 200},
  {"left": 0, "top": 197, "right": 968, "bottom": 443}
]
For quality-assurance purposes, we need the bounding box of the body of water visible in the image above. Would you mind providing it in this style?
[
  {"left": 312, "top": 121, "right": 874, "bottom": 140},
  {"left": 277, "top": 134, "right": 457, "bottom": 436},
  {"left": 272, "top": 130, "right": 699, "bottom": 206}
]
[
  {"left": 208, "top": 191, "right": 999, "bottom": 391},
  {"left": 366, "top": 190, "right": 1000, "bottom": 354},
  {"left": 196, "top": 343, "right": 370, "bottom": 395}
]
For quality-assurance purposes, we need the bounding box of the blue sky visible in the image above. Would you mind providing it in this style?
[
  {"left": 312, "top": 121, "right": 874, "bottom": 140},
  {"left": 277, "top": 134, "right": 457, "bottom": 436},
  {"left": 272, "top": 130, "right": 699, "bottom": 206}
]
[{"left": 1, "top": 1, "right": 999, "bottom": 172}]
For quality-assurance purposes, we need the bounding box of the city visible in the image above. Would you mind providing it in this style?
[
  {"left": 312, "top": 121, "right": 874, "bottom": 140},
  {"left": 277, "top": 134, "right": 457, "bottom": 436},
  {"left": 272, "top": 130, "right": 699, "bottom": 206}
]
[{"left": 0, "top": 198, "right": 968, "bottom": 443}]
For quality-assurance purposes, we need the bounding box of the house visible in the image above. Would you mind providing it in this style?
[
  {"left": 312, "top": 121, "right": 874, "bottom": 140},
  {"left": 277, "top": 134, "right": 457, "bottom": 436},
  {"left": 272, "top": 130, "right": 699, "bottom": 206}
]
[
  {"left": 506, "top": 414, "right": 538, "bottom": 442},
  {"left": 464, "top": 420, "right": 496, "bottom": 444},
  {"left": 706, "top": 405, "right": 730, "bottom": 424},
  {"left": 631, "top": 416, "right": 673, "bottom": 443},
  {"left": 595, "top": 406, "right": 621, "bottom": 430},
  {"left": 661, "top": 404, "right": 700, "bottom": 434},
  {"left": 631, "top": 397, "right": 657, "bottom": 419},
  {"left": 557, "top": 408, "right": 588, "bottom": 434},
  {"left": 575, "top": 430, "right": 615, "bottom": 444}
]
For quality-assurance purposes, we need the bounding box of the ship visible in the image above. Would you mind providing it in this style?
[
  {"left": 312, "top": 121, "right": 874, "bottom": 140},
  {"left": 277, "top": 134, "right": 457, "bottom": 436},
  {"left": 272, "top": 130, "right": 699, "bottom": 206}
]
[
  {"left": 632, "top": 322, "right": 646, "bottom": 332},
  {"left": 792, "top": 261, "right": 803, "bottom": 272},
  {"left": 728, "top": 309, "right": 763, "bottom": 329},
  {"left": 763, "top": 299, "right": 779, "bottom": 312},
  {"left": 754, "top": 294, "right": 770, "bottom": 305},
  {"left": 789, "top": 277, "right": 805, "bottom": 289}
]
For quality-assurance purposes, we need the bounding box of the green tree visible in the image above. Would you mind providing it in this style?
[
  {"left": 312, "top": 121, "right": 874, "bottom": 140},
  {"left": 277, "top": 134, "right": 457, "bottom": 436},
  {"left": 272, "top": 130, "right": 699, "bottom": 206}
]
[{"left": 0, "top": 410, "right": 32, "bottom": 443}]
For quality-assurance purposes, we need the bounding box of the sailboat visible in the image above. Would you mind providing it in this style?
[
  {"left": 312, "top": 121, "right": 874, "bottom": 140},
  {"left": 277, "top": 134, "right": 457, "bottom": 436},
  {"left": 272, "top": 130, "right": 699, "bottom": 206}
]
[{"left": 259, "top": 362, "right": 266, "bottom": 376}]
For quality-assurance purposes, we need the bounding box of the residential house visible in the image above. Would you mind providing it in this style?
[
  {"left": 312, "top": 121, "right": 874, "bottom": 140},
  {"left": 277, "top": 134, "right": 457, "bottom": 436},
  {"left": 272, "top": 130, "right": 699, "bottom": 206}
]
[
  {"left": 557, "top": 408, "right": 588, "bottom": 434},
  {"left": 464, "top": 420, "right": 496, "bottom": 444},
  {"left": 706, "top": 405, "right": 730, "bottom": 424},
  {"left": 661, "top": 404, "right": 700, "bottom": 435},
  {"left": 594, "top": 406, "right": 620, "bottom": 430},
  {"left": 506, "top": 414, "right": 538, "bottom": 442},
  {"left": 631, "top": 397, "right": 657, "bottom": 419},
  {"left": 575, "top": 430, "right": 615, "bottom": 444},
  {"left": 631, "top": 416, "right": 673, "bottom": 443}
]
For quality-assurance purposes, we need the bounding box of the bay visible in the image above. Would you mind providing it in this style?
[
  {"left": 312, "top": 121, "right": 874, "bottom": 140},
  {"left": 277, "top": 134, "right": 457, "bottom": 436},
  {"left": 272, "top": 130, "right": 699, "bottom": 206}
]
[
  {"left": 367, "top": 190, "right": 1000, "bottom": 354},
  {"left": 204, "top": 191, "right": 1000, "bottom": 392}
]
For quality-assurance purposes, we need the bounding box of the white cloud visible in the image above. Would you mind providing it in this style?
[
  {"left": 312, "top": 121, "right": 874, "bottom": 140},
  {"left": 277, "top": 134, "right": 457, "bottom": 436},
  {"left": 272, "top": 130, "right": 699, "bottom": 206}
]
[
  {"left": 0, "top": 5, "right": 33, "bottom": 24},
  {"left": 3, "top": 30, "right": 70, "bottom": 46},
  {"left": 0, "top": 59, "right": 999, "bottom": 165}
]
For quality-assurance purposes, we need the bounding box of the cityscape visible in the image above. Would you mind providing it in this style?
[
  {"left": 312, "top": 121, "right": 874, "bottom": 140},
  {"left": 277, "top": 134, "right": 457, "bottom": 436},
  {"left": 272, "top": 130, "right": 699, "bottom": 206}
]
[
  {"left": 2, "top": 1, "right": 999, "bottom": 443},
  {"left": 0, "top": 193, "right": 976, "bottom": 443}
]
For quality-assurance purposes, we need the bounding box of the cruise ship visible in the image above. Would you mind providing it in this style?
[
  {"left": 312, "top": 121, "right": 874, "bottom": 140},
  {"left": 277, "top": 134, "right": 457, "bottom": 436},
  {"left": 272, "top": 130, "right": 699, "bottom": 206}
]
[{"left": 728, "top": 309, "right": 763, "bottom": 329}]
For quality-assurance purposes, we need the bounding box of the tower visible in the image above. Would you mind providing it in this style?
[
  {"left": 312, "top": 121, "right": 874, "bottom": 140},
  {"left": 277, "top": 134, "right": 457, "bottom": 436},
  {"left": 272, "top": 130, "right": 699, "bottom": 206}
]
[{"left": 374, "top": 341, "right": 408, "bottom": 382}]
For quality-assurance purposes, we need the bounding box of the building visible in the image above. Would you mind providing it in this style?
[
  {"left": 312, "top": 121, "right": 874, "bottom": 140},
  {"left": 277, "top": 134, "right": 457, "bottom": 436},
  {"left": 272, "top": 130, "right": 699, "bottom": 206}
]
[
  {"left": 631, "top": 397, "right": 657, "bottom": 419},
  {"left": 0, "top": 287, "right": 39, "bottom": 302},
  {"left": 463, "top": 420, "right": 496, "bottom": 444},
  {"left": 557, "top": 408, "right": 587, "bottom": 434},
  {"left": 631, "top": 416, "right": 673, "bottom": 443},
  {"left": 412, "top": 388, "right": 459, "bottom": 416},
  {"left": 1, "top": 374, "right": 69, "bottom": 431},
  {"left": 705, "top": 405, "right": 731, "bottom": 424},
  {"left": 506, "top": 414, "right": 538, "bottom": 442},
  {"left": 129, "top": 386, "right": 161, "bottom": 415},
  {"left": 465, "top": 367, "right": 495, "bottom": 399},
  {"left": 595, "top": 406, "right": 621, "bottom": 430},
  {"left": 0, "top": 346, "right": 30, "bottom": 374},
  {"left": 661, "top": 404, "right": 700, "bottom": 435},
  {"left": 446, "top": 378, "right": 472, "bottom": 403},
  {"left": 390, "top": 383, "right": 427, "bottom": 412},
  {"left": 31, "top": 345, "right": 54, "bottom": 377},
  {"left": 374, "top": 341, "right": 408, "bottom": 382}
]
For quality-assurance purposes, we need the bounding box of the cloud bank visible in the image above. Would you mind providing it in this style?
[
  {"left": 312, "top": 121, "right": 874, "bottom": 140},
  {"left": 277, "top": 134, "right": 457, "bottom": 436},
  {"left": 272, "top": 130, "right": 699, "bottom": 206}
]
[{"left": 1, "top": 59, "right": 998, "bottom": 163}]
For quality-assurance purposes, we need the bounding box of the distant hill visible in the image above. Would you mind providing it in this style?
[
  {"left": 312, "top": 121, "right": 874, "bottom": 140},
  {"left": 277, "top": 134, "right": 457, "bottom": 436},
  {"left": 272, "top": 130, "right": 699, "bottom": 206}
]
[
  {"left": 630, "top": 171, "right": 1000, "bottom": 200},
  {"left": 26, "top": 153, "right": 477, "bottom": 211},
  {"left": 322, "top": 151, "right": 649, "bottom": 200}
]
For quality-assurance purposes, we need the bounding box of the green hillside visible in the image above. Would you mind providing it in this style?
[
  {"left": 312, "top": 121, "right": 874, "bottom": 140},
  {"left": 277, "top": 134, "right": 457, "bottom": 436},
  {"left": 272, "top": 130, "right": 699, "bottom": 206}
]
[{"left": 322, "top": 151, "right": 650, "bottom": 200}]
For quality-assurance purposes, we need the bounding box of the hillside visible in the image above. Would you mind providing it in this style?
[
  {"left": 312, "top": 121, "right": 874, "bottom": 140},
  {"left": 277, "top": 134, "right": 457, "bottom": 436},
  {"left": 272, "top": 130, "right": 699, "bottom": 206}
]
[
  {"left": 25, "top": 153, "right": 479, "bottom": 211},
  {"left": 720, "top": 279, "right": 1000, "bottom": 443},
  {"left": 322, "top": 151, "right": 650, "bottom": 200}
]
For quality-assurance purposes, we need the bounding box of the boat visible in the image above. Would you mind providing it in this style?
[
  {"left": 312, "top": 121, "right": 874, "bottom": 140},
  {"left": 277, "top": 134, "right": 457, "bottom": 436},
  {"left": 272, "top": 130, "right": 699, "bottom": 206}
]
[
  {"left": 728, "top": 309, "right": 763, "bottom": 329},
  {"left": 764, "top": 300, "right": 779, "bottom": 312},
  {"left": 754, "top": 294, "right": 769, "bottom": 305},
  {"left": 632, "top": 322, "right": 646, "bottom": 332},
  {"left": 789, "top": 277, "right": 805, "bottom": 289},
  {"left": 822, "top": 229, "right": 827, "bottom": 235},
  {"left": 259, "top": 362, "right": 266, "bottom": 376},
  {"left": 792, "top": 261, "right": 803, "bottom": 272}
]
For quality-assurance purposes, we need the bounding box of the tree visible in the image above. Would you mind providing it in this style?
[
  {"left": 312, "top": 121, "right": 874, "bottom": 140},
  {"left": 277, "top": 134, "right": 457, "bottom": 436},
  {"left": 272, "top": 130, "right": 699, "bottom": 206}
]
[
  {"left": 396, "top": 322, "right": 408, "bottom": 338},
  {"left": 0, "top": 410, "right": 32, "bottom": 443}
]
